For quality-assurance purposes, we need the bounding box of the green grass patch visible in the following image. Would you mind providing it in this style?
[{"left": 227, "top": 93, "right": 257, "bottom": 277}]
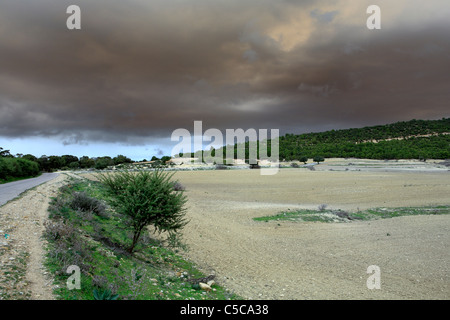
[
  {"left": 360, "top": 206, "right": 450, "bottom": 220},
  {"left": 253, "top": 209, "right": 338, "bottom": 223},
  {"left": 253, "top": 205, "right": 450, "bottom": 223},
  {"left": 44, "top": 177, "right": 240, "bottom": 300}
]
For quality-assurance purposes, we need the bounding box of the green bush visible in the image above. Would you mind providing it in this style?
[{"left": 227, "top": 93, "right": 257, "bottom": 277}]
[
  {"left": 17, "top": 158, "right": 40, "bottom": 177},
  {"left": 0, "top": 159, "right": 6, "bottom": 180},
  {"left": 97, "top": 169, "right": 188, "bottom": 253},
  {"left": 0, "top": 157, "right": 39, "bottom": 181},
  {"left": 95, "top": 158, "right": 113, "bottom": 170},
  {"left": 313, "top": 156, "right": 325, "bottom": 163},
  {"left": 69, "top": 161, "right": 80, "bottom": 169}
]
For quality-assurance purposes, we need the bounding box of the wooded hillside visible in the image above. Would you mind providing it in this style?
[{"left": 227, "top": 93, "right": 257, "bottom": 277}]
[{"left": 208, "top": 118, "right": 450, "bottom": 162}]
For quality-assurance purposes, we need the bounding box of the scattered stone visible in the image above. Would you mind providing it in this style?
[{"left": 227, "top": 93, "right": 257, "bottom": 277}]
[{"left": 199, "top": 282, "right": 212, "bottom": 291}]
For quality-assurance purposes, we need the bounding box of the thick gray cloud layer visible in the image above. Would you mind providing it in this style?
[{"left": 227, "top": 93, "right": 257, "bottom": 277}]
[{"left": 1, "top": 0, "right": 449, "bottom": 145}]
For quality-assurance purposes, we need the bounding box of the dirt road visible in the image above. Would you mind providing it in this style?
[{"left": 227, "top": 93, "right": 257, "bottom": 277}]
[{"left": 0, "top": 173, "right": 66, "bottom": 299}]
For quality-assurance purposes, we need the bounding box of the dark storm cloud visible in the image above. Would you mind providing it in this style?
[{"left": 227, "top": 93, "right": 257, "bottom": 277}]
[{"left": 0, "top": 0, "right": 449, "bottom": 145}]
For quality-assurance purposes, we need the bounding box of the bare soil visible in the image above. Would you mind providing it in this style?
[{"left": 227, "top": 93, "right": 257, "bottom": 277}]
[{"left": 162, "top": 162, "right": 450, "bottom": 300}]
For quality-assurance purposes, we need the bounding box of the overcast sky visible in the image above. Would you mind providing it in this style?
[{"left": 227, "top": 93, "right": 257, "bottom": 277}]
[{"left": 1, "top": 0, "right": 449, "bottom": 160}]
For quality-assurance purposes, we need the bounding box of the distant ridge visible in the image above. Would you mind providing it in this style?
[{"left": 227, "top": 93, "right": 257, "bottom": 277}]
[{"left": 206, "top": 118, "right": 450, "bottom": 161}]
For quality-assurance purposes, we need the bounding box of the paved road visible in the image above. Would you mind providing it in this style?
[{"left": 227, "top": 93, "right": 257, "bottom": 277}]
[{"left": 0, "top": 173, "right": 60, "bottom": 206}]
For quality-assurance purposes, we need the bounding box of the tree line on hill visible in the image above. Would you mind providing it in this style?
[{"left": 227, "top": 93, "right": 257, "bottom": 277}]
[
  {"left": 278, "top": 118, "right": 450, "bottom": 161},
  {"left": 201, "top": 118, "right": 450, "bottom": 163}
]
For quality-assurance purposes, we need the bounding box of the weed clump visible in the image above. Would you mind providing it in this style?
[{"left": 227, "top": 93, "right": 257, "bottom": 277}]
[
  {"left": 93, "top": 288, "right": 119, "bottom": 300},
  {"left": 173, "top": 182, "right": 185, "bottom": 191},
  {"left": 43, "top": 220, "right": 94, "bottom": 276},
  {"left": 43, "top": 220, "right": 75, "bottom": 242},
  {"left": 70, "top": 191, "right": 108, "bottom": 218}
]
